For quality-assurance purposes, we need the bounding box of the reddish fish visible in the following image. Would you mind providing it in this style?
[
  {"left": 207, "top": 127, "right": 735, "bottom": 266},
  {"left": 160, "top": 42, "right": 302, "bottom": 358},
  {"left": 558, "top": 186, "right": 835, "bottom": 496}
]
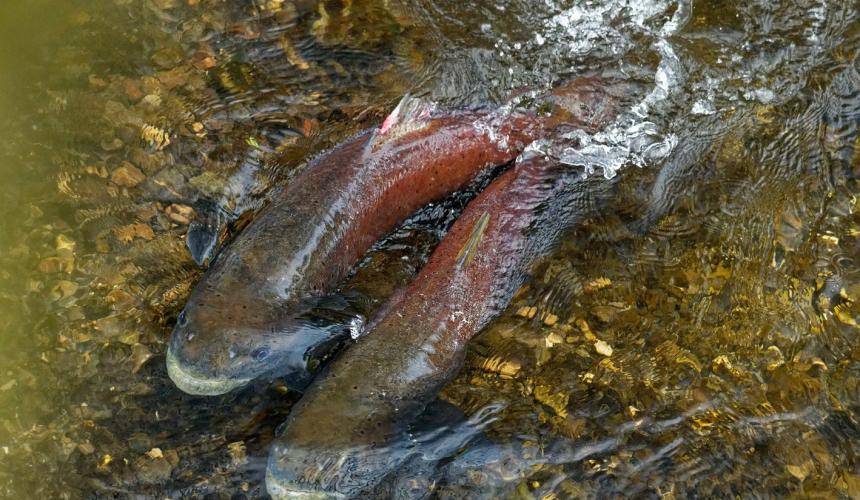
[
  {"left": 266, "top": 80, "right": 618, "bottom": 497},
  {"left": 167, "top": 96, "right": 545, "bottom": 395}
]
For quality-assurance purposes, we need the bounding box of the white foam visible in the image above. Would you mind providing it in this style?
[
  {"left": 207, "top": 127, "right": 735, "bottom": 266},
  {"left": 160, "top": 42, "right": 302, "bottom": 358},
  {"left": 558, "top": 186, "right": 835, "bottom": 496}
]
[
  {"left": 558, "top": 122, "right": 678, "bottom": 179},
  {"left": 553, "top": 16, "right": 683, "bottom": 178},
  {"left": 692, "top": 99, "right": 716, "bottom": 115},
  {"left": 509, "top": 1, "right": 687, "bottom": 179}
]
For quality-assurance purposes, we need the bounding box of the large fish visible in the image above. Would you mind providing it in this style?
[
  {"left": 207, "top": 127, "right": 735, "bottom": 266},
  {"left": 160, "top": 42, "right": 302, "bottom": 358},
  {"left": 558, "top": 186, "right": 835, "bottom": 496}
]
[
  {"left": 266, "top": 79, "right": 619, "bottom": 498},
  {"left": 167, "top": 97, "right": 545, "bottom": 395}
]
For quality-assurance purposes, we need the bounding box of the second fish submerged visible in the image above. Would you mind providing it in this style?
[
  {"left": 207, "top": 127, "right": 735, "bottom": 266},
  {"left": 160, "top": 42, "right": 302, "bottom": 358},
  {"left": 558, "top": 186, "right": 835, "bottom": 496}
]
[{"left": 167, "top": 96, "right": 545, "bottom": 395}]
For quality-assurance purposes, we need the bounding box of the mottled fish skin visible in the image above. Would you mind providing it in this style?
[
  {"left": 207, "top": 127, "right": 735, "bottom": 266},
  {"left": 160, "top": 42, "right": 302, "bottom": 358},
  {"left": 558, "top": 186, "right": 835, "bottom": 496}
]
[
  {"left": 167, "top": 102, "right": 545, "bottom": 395},
  {"left": 266, "top": 80, "right": 618, "bottom": 498}
]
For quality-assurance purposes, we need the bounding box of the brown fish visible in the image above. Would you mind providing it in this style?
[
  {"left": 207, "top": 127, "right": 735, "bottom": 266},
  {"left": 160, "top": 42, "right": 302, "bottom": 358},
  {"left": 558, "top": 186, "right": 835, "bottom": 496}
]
[
  {"left": 167, "top": 96, "right": 545, "bottom": 395},
  {"left": 266, "top": 79, "right": 618, "bottom": 497}
]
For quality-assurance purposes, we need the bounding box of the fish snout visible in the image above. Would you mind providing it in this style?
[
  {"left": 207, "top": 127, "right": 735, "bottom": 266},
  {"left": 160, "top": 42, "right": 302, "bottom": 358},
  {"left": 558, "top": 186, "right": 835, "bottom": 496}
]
[
  {"left": 265, "top": 442, "right": 345, "bottom": 499},
  {"left": 166, "top": 310, "right": 254, "bottom": 396},
  {"left": 266, "top": 439, "right": 402, "bottom": 499},
  {"left": 165, "top": 300, "right": 364, "bottom": 395}
]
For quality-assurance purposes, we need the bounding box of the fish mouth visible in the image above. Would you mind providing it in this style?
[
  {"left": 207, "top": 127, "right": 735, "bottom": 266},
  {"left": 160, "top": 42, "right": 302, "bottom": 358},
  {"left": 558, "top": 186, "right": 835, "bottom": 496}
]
[
  {"left": 265, "top": 468, "right": 346, "bottom": 499},
  {"left": 165, "top": 347, "right": 252, "bottom": 396}
]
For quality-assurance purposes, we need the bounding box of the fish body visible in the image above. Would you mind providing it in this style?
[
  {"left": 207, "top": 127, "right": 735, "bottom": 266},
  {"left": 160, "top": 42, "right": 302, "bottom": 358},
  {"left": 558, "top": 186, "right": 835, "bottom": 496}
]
[
  {"left": 266, "top": 81, "right": 618, "bottom": 497},
  {"left": 167, "top": 99, "right": 544, "bottom": 395}
]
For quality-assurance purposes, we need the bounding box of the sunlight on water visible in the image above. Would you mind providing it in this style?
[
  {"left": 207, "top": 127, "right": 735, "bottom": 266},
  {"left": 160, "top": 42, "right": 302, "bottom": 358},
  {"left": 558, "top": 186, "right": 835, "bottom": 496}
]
[{"left": 1, "top": 0, "right": 859, "bottom": 497}]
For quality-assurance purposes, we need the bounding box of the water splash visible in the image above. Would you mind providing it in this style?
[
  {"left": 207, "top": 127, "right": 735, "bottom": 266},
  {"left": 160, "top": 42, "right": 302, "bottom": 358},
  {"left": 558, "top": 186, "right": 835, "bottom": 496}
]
[
  {"left": 558, "top": 123, "right": 678, "bottom": 179},
  {"left": 535, "top": 3, "right": 687, "bottom": 179}
]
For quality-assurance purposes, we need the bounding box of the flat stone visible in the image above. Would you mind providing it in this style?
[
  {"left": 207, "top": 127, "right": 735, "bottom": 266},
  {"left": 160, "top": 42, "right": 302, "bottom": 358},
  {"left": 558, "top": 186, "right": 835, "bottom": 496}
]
[
  {"left": 110, "top": 162, "right": 146, "bottom": 187},
  {"left": 165, "top": 204, "right": 195, "bottom": 225}
]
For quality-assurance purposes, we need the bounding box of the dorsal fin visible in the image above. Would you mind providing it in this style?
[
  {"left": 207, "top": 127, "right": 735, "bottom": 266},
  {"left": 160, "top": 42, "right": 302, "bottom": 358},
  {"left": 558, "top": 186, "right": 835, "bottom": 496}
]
[
  {"left": 455, "top": 211, "right": 491, "bottom": 271},
  {"left": 371, "top": 94, "right": 436, "bottom": 148}
]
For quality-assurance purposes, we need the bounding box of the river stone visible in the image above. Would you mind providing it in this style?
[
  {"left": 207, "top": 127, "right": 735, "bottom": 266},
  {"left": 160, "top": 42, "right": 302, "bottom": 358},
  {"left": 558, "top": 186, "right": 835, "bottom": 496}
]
[{"left": 110, "top": 162, "right": 146, "bottom": 187}]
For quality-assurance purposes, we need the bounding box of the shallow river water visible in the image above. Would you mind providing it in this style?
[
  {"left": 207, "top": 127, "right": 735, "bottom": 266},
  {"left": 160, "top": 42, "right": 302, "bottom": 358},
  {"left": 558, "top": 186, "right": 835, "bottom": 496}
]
[{"left": 1, "top": 0, "right": 860, "bottom": 498}]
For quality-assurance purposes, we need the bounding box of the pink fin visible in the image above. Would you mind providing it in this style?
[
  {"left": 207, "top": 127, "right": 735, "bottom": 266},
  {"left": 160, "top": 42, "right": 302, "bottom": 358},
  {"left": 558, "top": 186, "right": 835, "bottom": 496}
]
[
  {"left": 379, "top": 108, "right": 400, "bottom": 135},
  {"left": 373, "top": 94, "right": 436, "bottom": 146}
]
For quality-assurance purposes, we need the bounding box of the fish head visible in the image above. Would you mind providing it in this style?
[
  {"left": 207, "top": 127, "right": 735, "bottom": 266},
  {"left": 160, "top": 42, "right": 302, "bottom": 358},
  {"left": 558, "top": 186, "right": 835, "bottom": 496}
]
[
  {"left": 266, "top": 443, "right": 403, "bottom": 499},
  {"left": 265, "top": 371, "right": 413, "bottom": 497},
  {"left": 265, "top": 398, "right": 499, "bottom": 498},
  {"left": 166, "top": 284, "right": 281, "bottom": 395},
  {"left": 547, "top": 75, "right": 629, "bottom": 132},
  {"left": 166, "top": 284, "right": 364, "bottom": 396},
  {"left": 266, "top": 410, "right": 410, "bottom": 499}
]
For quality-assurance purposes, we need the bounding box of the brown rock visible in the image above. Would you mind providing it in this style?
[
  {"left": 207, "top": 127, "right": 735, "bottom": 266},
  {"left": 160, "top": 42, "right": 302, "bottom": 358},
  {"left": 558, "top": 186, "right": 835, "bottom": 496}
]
[
  {"left": 88, "top": 75, "right": 108, "bottom": 89},
  {"left": 38, "top": 257, "right": 62, "bottom": 274},
  {"left": 140, "top": 76, "right": 161, "bottom": 94},
  {"left": 50, "top": 280, "right": 79, "bottom": 301},
  {"left": 122, "top": 78, "right": 143, "bottom": 102},
  {"left": 77, "top": 442, "right": 95, "bottom": 455},
  {"left": 114, "top": 223, "right": 155, "bottom": 242},
  {"left": 134, "top": 452, "right": 173, "bottom": 483},
  {"left": 110, "top": 162, "right": 146, "bottom": 187},
  {"left": 165, "top": 204, "right": 195, "bottom": 225},
  {"left": 130, "top": 343, "right": 154, "bottom": 374},
  {"left": 151, "top": 47, "right": 183, "bottom": 69},
  {"left": 95, "top": 235, "right": 111, "bottom": 253},
  {"left": 163, "top": 449, "right": 179, "bottom": 466},
  {"left": 100, "top": 137, "right": 123, "bottom": 151},
  {"left": 194, "top": 54, "right": 217, "bottom": 70},
  {"left": 157, "top": 67, "right": 189, "bottom": 89}
]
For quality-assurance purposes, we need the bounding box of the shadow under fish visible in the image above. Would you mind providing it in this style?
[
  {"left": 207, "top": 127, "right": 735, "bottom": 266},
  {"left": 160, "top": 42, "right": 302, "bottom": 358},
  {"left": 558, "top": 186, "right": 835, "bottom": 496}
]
[
  {"left": 265, "top": 78, "right": 622, "bottom": 497},
  {"left": 167, "top": 94, "right": 547, "bottom": 395}
]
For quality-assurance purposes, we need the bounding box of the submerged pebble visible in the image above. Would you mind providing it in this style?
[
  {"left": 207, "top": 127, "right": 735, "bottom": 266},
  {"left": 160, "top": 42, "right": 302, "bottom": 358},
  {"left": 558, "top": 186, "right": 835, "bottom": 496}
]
[{"left": 110, "top": 163, "right": 146, "bottom": 188}]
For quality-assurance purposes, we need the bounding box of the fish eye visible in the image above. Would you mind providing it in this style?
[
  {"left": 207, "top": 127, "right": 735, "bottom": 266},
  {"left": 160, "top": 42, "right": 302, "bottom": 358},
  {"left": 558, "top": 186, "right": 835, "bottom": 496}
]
[
  {"left": 177, "top": 310, "right": 188, "bottom": 327},
  {"left": 251, "top": 346, "right": 271, "bottom": 361}
]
